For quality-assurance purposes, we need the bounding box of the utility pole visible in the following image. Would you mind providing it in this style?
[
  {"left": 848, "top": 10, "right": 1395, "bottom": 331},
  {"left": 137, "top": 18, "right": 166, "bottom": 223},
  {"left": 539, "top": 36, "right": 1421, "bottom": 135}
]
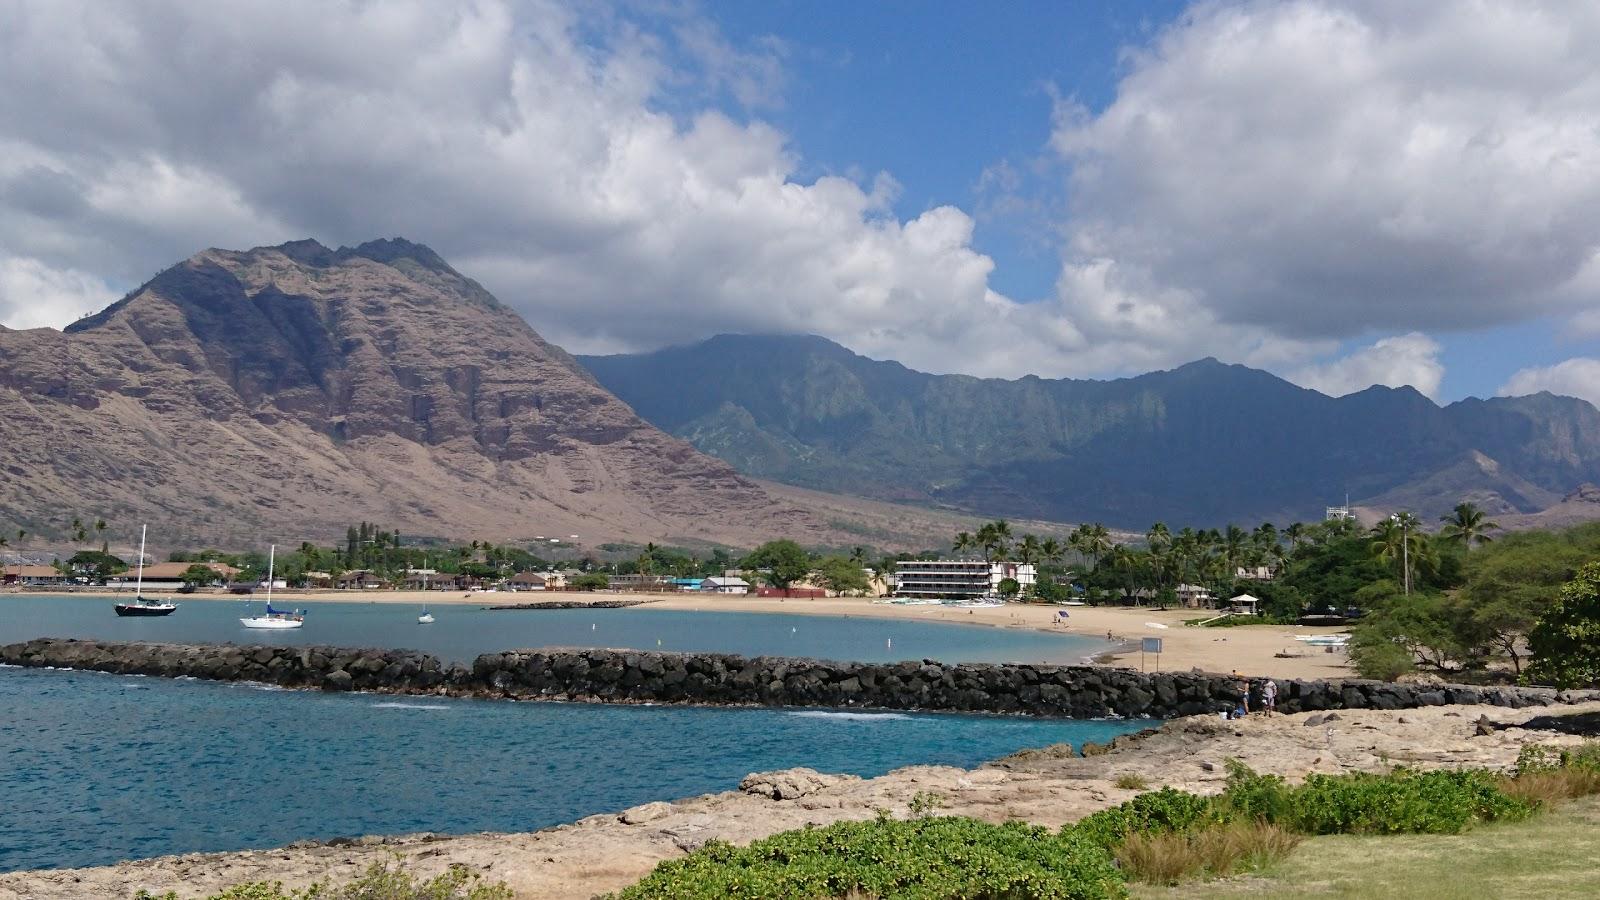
[{"left": 1393, "top": 513, "right": 1410, "bottom": 595}]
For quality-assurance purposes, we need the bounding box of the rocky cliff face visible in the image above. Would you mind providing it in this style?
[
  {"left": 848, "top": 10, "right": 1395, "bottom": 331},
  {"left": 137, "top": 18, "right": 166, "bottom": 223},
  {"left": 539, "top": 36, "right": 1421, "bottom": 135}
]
[
  {"left": 581, "top": 335, "right": 1600, "bottom": 527},
  {"left": 0, "top": 239, "right": 817, "bottom": 548}
]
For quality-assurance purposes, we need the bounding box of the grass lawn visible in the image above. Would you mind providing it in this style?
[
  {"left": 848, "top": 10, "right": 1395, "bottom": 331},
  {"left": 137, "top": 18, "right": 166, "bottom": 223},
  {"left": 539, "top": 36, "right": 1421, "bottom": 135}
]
[{"left": 1133, "top": 796, "right": 1600, "bottom": 900}]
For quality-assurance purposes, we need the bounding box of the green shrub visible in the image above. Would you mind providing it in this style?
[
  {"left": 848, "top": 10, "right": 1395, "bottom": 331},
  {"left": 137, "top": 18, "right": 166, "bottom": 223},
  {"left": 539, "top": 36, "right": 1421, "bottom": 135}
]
[
  {"left": 1216, "top": 759, "right": 1294, "bottom": 823},
  {"left": 612, "top": 816, "right": 1127, "bottom": 900},
  {"left": 1287, "top": 768, "right": 1534, "bottom": 835},
  {"left": 1112, "top": 773, "right": 1150, "bottom": 791},
  {"left": 1071, "top": 788, "right": 1221, "bottom": 850},
  {"left": 907, "top": 790, "right": 947, "bottom": 816}
]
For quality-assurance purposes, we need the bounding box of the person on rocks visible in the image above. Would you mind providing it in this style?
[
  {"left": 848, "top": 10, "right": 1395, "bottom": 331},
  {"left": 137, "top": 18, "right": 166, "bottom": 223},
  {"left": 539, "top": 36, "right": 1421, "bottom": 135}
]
[{"left": 1261, "top": 678, "right": 1278, "bottom": 715}]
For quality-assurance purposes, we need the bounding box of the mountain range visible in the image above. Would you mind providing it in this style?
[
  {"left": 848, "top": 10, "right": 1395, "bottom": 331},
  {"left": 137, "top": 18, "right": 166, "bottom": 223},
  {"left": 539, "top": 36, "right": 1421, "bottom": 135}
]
[
  {"left": 0, "top": 240, "right": 850, "bottom": 550},
  {"left": 580, "top": 335, "right": 1600, "bottom": 529}
]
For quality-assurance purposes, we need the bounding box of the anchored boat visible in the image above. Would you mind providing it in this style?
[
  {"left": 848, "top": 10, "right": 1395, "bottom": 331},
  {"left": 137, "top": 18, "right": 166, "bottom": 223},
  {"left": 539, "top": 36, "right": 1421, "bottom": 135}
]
[
  {"left": 113, "top": 525, "right": 177, "bottom": 617},
  {"left": 239, "top": 544, "right": 305, "bottom": 629}
]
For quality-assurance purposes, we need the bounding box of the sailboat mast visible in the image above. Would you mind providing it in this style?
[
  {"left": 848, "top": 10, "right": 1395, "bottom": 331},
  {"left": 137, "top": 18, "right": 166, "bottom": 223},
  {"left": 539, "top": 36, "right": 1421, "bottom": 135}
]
[
  {"left": 265, "top": 544, "right": 276, "bottom": 604},
  {"left": 135, "top": 525, "right": 147, "bottom": 597}
]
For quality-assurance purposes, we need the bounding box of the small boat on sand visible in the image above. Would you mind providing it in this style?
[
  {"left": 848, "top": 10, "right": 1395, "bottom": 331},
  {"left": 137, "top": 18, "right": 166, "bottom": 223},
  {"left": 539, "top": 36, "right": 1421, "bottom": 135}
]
[{"left": 114, "top": 525, "right": 177, "bottom": 617}]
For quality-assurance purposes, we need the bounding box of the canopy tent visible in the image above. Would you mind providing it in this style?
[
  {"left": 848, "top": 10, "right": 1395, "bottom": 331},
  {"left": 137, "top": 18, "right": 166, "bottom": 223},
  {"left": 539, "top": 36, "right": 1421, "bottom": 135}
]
[{"left": 1227, "top": 593, "right": 1262, "bottom": 615}]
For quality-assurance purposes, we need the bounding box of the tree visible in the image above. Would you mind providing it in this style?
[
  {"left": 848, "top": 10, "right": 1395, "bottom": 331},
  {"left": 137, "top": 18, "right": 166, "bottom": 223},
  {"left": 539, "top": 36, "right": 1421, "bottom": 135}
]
[
  {"left": 1222, "top": 524, "right": 1248, "bottom": 575},
  {"left": 952, "top": 531, "right": 975, "bottom": 557},
  {"left": 1525, "top": 561, "right": 1600, "bottom": 689},
  {"left": 1455, "top": 530, "right": 1587, "bottom": 674},
  {"left": 1017, "top": 534, "right": 1042, "bottom": 566},
  {"left": 997, "top": 577, "right": 1020, "bottom": 599},
  {"left": 743, "top": 540, "right": 811, "bottom": 590},
  {"left": 67, "top": 550, "right": 126, "bottom": 584},
  {"left": 814, "top": 556, "right": 870, "bottom": 595},
  {"left": 570, "top": 573, "right": 609, "bottom": 591},
  {"left": 1283, "top": 522, "right": 1308, "bottom": 551},
  {"left": 1439, "top": 502, "right": 1500, "bottom": 550},
  {"left": 180, "top": 563, "right": 220, "bottom": 589},
  {"left": 1040, "top": 538, "right": 1064, "bottom": 568}
]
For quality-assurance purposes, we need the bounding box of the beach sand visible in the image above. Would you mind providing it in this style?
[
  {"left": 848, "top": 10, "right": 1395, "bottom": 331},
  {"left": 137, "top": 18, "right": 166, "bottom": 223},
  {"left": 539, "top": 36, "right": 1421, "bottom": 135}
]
[{"left": 4, "top": 587, "right": 1353, "bottom": 679}]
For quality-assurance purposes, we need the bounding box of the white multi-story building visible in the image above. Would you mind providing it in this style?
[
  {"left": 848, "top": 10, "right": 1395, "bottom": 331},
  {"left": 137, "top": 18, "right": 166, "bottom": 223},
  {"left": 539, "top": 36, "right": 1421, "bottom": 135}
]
[{"left": 893, "top": 559, "right": 1036, "bottom": 600}]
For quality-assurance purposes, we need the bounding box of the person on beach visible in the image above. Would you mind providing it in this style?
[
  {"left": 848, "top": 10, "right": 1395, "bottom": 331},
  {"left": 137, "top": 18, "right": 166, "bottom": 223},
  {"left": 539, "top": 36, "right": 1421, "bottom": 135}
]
[
  {"left": 1262, "top": 678, "right": 1278, "bottom": 715},
  {"left": 1234, "top": 676, "right": 1250, "bottom": 717}
]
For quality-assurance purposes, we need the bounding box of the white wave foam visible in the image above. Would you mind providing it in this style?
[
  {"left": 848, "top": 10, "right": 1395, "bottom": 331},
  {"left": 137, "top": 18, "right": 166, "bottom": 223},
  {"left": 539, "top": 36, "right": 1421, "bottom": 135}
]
[
  {"left": 785, "top": 711, "right": 912, "bottom": 722},
  {"left": 371, "top": 701, "right": 452, "bottom": 711}
]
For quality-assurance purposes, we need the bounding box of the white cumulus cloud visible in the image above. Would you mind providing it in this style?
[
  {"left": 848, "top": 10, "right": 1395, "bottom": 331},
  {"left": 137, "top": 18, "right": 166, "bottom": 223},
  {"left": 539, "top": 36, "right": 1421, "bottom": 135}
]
[
  {"left": 1289, "top": 333, "right": 1445, "bottom": 398},
  {"left": 1500, "top": 358, "right": 1600, "bottom": 408},
  {"left": 0, "top": 0, "right": 1597, "bottom": 388},
  {"left": 0, "top": 257, "right": 117, "bottom": 330},
  {"left": 1049, "top": 0, "right": 1600, "bottom": 374}
]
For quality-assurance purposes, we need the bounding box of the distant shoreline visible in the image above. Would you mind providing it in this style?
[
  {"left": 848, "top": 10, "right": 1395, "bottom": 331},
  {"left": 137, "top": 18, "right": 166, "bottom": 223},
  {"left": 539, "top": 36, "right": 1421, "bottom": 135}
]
[{"left": 1, "top": 588, "right": 1355, "bottom": 679}]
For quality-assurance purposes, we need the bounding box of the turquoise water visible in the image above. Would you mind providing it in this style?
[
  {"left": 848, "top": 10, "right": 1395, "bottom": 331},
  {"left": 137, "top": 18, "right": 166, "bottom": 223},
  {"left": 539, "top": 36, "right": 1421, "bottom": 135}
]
[
  {"left": 0, "top": 665, "right": 1149, "bottom": 872},
  {"left": 0, "top": 594, "right": 1106, "bottom": 665}
]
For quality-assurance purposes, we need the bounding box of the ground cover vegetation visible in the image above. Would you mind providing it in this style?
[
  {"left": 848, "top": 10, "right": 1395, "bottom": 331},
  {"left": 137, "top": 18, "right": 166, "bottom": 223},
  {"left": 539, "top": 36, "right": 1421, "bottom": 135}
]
[{"left": 613, "top": 745, "right": 1600, "bottom": 898}]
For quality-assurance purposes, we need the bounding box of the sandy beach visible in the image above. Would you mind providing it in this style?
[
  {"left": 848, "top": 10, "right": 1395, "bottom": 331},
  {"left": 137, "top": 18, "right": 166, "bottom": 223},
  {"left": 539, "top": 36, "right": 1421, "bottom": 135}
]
[{"left": 4, "top": 587, "right": 1352, "bottom": 679}]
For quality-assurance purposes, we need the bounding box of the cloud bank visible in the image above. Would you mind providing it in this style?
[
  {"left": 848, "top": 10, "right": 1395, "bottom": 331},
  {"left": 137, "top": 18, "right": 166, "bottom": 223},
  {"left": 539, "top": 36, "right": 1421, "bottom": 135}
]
[
  {"left": 2, "top": 0, "right": 1597, "bottom": 393},
  {"left": 1500, "top": 359, "right": 1600, "bottom": 408}
]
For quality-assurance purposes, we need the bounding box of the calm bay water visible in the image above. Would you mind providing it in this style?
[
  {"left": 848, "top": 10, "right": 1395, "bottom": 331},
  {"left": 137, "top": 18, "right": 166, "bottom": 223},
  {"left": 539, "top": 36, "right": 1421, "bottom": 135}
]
[
  {"left": 0, "top": 594, "right": 1107, "bottom": 665},
  {"left": 0, "top": 594, "right": 1130, "bottom": 872},
  {"left": 0, "top": 665, "right": 1148, "bottom": 872}
]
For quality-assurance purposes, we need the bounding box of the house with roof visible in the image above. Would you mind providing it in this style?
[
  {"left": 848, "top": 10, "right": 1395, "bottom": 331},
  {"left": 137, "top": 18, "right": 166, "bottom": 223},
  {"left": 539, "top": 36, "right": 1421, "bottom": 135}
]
[
  {"left": 507, "top": 571, "right": 559, "bottom": 591},
  {"left": 335, "top": 569, "right": 386, "bottom": 590},
  {"left": 1175, "top": 583, "right": 1216, "bottom": 609},
  {"left": 700, "top": 575, "right": 750, "bottom": 595},
  {"left": 108, "top": 561, "right": 239, "bottom": 591},
  {"left": 2, "top": 564, "right": 69, "bottom": 587}
]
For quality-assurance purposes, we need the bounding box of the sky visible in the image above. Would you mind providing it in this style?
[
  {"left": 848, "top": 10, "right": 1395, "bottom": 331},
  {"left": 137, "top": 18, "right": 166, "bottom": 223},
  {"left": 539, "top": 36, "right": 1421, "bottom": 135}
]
[{"left": 3, "top": 0, "right": 1600, "bottom": 407}]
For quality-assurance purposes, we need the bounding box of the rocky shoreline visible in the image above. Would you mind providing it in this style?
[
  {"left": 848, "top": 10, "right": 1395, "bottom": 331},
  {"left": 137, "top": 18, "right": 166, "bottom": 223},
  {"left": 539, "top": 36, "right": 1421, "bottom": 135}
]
[
  {"left": 3, "top": 637, "right": 1593, "bottom": 718},
  {"left": 3, "top": 697, "right": 1597, "bottom": 900}
]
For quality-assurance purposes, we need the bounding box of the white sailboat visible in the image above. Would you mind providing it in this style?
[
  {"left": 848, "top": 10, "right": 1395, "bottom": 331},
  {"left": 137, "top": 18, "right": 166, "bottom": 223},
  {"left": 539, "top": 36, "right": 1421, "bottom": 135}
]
[
  {"left": 113, "top": 525, "right": 178, "bottom": 617},
  {"left": 417, "top": 603, "right": 434, "bottom": 625},
  {"left": 240, "top": 544, "right": 304, "bottom": 629}
]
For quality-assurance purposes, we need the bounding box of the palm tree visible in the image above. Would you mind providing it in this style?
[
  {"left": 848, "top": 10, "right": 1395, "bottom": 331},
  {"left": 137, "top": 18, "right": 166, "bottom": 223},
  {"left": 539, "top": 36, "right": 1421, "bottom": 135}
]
[
  {"left": 988, "top": 520, "right": 1014, "bottom": 560},
  {"left": 1017, "top": 534, "right": 1042, "bottom": 566},
  {"left": 1040, "top": 537, "right": 1063, "bottom": 568},
  {"left": 1078, "top": 523, "right": 1112, "bottom": 571},
  {"left": 1222, "top": 524, "right": 1249, "bottom": 575},
  {"left": 1283, "top": 522, "right": 1307, "bottom": 551},
  {"left": 849, "top": 546, "right": 867, "bottom": 566},
  {"left": 953, "top": 531, "right": 975, "bottom": 557},
  {"left": 1145, "top": 522, "right": 1171, "bottom": 554},
  {"left": 1370, "top": 513, "right": 1425, "bottom": 593},
  {"left": 1439, "top": 502, "right": 1500, "bottom": 550}
]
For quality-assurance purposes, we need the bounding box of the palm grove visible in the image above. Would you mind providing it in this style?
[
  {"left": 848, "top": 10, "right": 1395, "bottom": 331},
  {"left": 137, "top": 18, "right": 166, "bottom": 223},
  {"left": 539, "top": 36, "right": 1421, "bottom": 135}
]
[{"left": 953, "top": 504, "right": 1600, "bottom": 688}]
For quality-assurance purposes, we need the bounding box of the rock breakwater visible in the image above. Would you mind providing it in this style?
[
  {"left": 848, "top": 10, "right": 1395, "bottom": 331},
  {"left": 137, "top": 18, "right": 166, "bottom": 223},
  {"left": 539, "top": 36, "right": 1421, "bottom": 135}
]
[{"left": 3, "top": 638, "right": 1593, "bottom": 718}]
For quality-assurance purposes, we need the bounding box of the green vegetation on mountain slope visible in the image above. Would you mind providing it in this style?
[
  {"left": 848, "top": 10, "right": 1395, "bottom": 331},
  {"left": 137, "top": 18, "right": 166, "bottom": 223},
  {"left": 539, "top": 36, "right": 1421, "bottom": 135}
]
[{"left": 581, "top": 334, "right": 1600, "bottom": 527}]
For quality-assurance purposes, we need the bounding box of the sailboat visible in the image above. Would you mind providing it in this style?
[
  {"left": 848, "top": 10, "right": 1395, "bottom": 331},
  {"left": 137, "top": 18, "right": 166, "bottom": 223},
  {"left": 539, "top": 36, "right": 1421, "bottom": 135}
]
[
  {"left": 417, "top": 604, "right": 434, "bottom": 625},
  {"left": 239, "top": 544, "right": 305, "bottom": 629},
  {"left": 114, "top": 525, "right": 178, "bottom": 617}
]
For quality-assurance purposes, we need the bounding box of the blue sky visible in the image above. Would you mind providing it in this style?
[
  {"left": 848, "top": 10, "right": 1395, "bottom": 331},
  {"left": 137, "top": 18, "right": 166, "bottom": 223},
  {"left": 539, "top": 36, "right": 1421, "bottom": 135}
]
[
  {"left": 712, "top": 1, "right": 1184, "bottom": 301},
  {"left": 4, "top": 0, "right": 1600, "bottom": 406},
  {"left": 696, "top": 1, "right": 1596, "bottom": 403}
]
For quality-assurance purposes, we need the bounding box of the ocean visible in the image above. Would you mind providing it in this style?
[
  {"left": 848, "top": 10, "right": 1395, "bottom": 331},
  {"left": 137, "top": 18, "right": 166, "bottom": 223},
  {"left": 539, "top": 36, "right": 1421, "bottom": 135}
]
[
  {"left": 0, "top": 665, "right": 1148, "bottom": 872},
  {"left": 0, "top": 594, "right": 1109, "bottom": 665},
  {"left": 0, "top": 594, "right": 1135, "bottom": 873}
]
